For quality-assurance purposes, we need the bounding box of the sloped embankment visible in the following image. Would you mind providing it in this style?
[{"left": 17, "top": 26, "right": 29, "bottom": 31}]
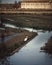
[{"left": 0, "top": 29, "right": 37, "bottom": 58}]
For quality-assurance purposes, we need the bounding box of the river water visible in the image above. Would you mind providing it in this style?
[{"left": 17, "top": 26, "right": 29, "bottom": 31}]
[{"left": 0, "top": 28, "right": 52, "bottom": 65}]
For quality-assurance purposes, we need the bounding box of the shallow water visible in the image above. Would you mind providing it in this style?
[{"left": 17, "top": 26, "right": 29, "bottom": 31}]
[{"left": 0, "top": 28, "right": 52, "bottom": 65}]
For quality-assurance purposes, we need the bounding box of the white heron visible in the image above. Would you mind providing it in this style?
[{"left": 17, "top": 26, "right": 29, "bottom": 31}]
[{"left": 24, "top": 36, "right": 28, "bottom": 41}]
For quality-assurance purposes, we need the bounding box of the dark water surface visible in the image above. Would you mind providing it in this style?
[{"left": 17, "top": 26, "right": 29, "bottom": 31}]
[{"left": 0, "top": 28, "right": 52, "bottom": 65}]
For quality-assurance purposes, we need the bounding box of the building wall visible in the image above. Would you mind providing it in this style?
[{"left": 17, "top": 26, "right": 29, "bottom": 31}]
[{"left": 21, "top": 2, "right": 52, "bottom": 9}]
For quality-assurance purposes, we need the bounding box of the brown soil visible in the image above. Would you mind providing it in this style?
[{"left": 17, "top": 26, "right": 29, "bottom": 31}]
[
  {"left": 0, "top": 29, "right": 37, "bottom": 58},
  {"left": 0, "top": 27, "right": 24, "bottom": 38}
]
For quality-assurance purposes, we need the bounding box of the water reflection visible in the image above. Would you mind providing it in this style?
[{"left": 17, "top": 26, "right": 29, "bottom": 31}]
[{"left": 0, "top": 57, "right": 10, "bottom": 65}]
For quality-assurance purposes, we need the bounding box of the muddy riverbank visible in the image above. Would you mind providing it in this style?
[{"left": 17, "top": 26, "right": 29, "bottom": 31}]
[
  {"left": 0, "top": 29, "right": 37, "bottom": 59},
  {"left": 0, "top": 27, "right": 24, "bottom": 38},
  {"left": 41, "top": 36, "right": 52, "bottom": 54}
]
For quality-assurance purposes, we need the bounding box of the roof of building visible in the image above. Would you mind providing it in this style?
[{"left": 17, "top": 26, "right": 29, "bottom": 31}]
[
  {"left": 22, "top": 0, "right": 52, "bottom": 1},
  {"left": 21, "top": 0, "right": 52, "bottom": 3}
]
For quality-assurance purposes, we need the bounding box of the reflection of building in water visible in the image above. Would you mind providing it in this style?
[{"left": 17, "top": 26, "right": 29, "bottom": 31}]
[{"left": 21, "top": 0, "right": 52, "bottom": 9}]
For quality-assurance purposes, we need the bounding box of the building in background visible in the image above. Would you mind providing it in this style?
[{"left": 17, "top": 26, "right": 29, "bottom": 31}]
[
  {"left": 0, "top": 0, "right": 52, "bottom": 14},
  {"left": 21, "top": 0, "right": 52, "bottom": 10},
  {"left": 0, "top": 1, "right": 21, "bottom": 9}
]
